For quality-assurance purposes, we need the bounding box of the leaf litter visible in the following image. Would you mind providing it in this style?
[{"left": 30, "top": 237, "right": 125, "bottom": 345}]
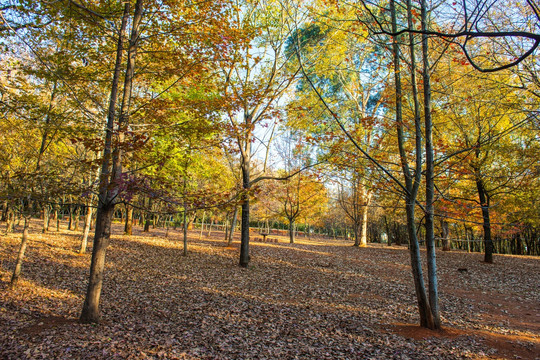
[{"left": 0, "top": 222, "right": 538, "bottom": 359}]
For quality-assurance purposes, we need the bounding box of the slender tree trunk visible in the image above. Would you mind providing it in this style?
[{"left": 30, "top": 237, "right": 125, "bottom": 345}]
[
  {"left": 124, "top": 204, "right": 133, "bottom": 235},
  {"left": 406, "top": 202, "right": 434, "bottom": 328},
  {"left": 42, "top": 205, "right": 50, "bottom": 233},
  {"left": 10, "top": 217, "right": 30, "bottom": 288},
  {"left": 228, "top": 206, "right": 238, "bottom": 246},
  {"left": 80, "top": 203, "right": 115, "bottom": 322},
  {"left": 421, "top": 0, "right": 440, "bottom": 329},
  {"left": 207, "top": 218, "right": 213, "bottom": 237},
  {"left": 183, "top": 207, "right": 188, "bottom": 256},
  {"left": 144, "top": 209, "right": 152, "bottom": 232},
  {"left": 289, "top": 219, "right": 295, "bottom": 244},
  {"left": 80, "top": 201, "right": 94, "bottom": 254},
  {"left": 1, "top": 201, "right": 7, "bottom": 222},
  {"left": 239, "top": 147, "right": 251, "bottom": 267},
  {"left": 476, "top": 177, "right": 493, "bottom": 263},
  {"left": 392, "top": 0, "right": 435, "bottom": 330},
  {"left": 55, "top": 206, "right": 60, "bottom": 231},
  {"left": 224, "top": 214, "right": 229, "bottom": 241},
  {"left": 240, "top": 199, "right": 250, "bottom": 267},
  {"left": 199, "top": 211, "right": 206, "bottom": 240},
  {"left": 360, "top": 192, "right": 372, "bottom": 247},
  {"left": 80, "top": 1, "right": 140, "bottom": 323},
  {"left": 73, "top": 206, "right": 81, "bottom": 231},
  {"left": 5, "top": 208, "right": 14, "bottom": 234},
  {"left": 441, "top": 219, "right": 450, "bottom": 251},
  {"left": 68, "top": 203, "right": 74, "bottom": 230}
]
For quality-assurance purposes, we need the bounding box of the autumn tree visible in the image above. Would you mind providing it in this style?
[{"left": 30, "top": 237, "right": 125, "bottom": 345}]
[{"left": 221, "top": 0, "right": 300, "bottom": 267}]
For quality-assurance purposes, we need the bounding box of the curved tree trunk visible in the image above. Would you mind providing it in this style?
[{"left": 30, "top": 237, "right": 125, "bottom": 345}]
[{"left": 10, "top": 217, "right": 30, "bottom": 288}]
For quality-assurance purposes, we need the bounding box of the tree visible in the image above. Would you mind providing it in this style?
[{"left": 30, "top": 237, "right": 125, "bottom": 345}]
[{"left": 220, "top": 0, "right": 299, "bottom": 267}]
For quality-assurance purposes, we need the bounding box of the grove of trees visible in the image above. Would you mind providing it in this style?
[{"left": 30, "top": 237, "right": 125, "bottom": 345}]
[{"left": 1, "top": 0, "right": 538, "bottom": 329}]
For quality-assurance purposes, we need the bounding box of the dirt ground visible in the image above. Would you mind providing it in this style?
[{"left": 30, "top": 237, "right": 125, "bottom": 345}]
[{"left": 0, "top": 221, "right": 538, "bottom": 359}]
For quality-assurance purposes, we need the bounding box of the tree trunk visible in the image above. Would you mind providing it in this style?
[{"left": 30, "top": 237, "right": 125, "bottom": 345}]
[
  {"left": 353, "top": 222, "right": 360, "bottom": 247},
  {"left": 42, "top": 205, "right": 50, "bottom": 233},
  {"left": 239, "top": 141, "right": 251, "bottom": 267},
  {"left": 224, "top": 214, "right": 230, "bottom": 241},
  {"left": 406, "top": 202, "right": 435, "bottom": 329},
  {"left": 80, "top": 203, "right": 115, "bottom": 323},
  {"left": 441, "top": 219, "right": 450, "bottom": 251},
  {"left": 199, "top": 211, "right": 206, "bottom": 240},
  {"left": 144, "top": 211, "right": 152, "bottom": 232},
  {"left": 421, "top": 0, "right": 440, "bottom": 329},
  {"left": 360, "top": 192, "right": 371, "bottom": 247},
  {"left": 392, "top": 0, "right": 436, "bottom": 330},
  {"left": 68, "top": 203, "right": 74, "bottom": 230},
  {"left": 55, "top": 206, "right": 60, "bottom": 231},
  {"left": 10, "top": 217, "right": 30, "bottom": 288},
  {"left": 80, "top": 202, "right": 94, "bottom": 254},
  {"left": 228, "top": 206, "right": 238, "bottom": 246},
  {"left": 73, "top": 206, "right": 81, "bottom": 232},
  {"left": 240, "top": 200, "right": 250, "bottom": 267},
  {"left": 207, "top": 218, "right": 214, "bottom": 237},
  {"left": 124, "top": 204, "right": 133, "bottom": 235},
  {"left": 476, "top": 177, "right": 493, "bottom": 263},
  {"left": 5, "top": 208, "right": 14, "bottom": 234},
  {"left": 289, "top": 219, "right": 295, "bottom": 244},
  {"left": 1, "top": 201, "right": 7, "bottom": 222},
  {"left": 183, "top": 208, "right": 188, "bottom": 256}
]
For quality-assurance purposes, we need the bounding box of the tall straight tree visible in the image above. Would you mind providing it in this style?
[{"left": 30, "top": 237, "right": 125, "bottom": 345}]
[
  {"left": 420, "top": 0, "right": 440, "bottom": 329},
  {"left": 80, "top": 0, "right": 142, "bottom": 323}
]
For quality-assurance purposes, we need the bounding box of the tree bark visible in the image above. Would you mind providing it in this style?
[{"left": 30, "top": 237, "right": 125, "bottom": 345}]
[
  {"left": 42, "top": 205, "right": 50, "bottom": 233},
  {"left": 80, "top": 203, "right": 114, "bottom": 322},
  {"left": 124, "top": 204, "right": 133, "bottom": 235},
  {"left": 228, "top": 206, "right": 238, "bottom": 246},
  {"left": 406, "top": 202, "right": 435, "bottom": 329},
  {"left": 476, "top": 177, "right": 493, "bottom": 263},
  {"left": 239, "top": 136, "right": 251, "bottom": 267},
  {"left": 240, "top": 200, "right": 250, "bottom": 267},
  {"left": 289, "top": 219, "right": 295, "bottom": 244},
  {"left": 183, "top": 207, "right": 188, "bottom": 256},
  {"left": 10, "top": 217, "right": 30, "bottom": 288},
  {"left": 73, "top": 206, "right": 81, "bottom": 231},
  {"left": 80, "top": 201, "right": 94, "bottom": 254},
  {"left": 5, "top": 208, "right": 14, "bottom": 234},
  {"left": 360, "top": 191, "right": 371, "bottom": 247},
  {"left": 441, "top": 219, "right": 450, "bottom": 251},
  {"left": 199, "top": 211, "right": 206, "bottom": 240}
]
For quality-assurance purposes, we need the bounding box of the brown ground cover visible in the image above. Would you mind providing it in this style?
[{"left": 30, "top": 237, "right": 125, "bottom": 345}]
[{"left": 0, "top": 221, "right": 538, "bottom": 359}]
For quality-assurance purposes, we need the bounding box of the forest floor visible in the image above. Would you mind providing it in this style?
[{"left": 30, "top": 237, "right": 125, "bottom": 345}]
[{"left": 0, "top": 221, "right": 539, "bottom": 359}]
